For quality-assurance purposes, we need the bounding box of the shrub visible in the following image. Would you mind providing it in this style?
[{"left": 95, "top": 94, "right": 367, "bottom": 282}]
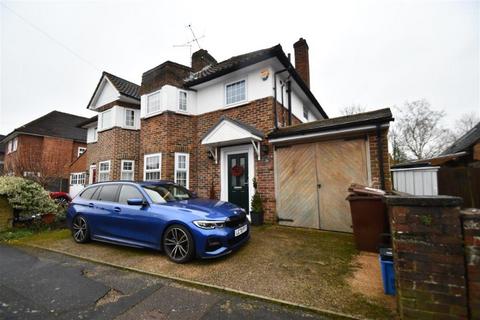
[
  {"left": 251, "top": 178, "right": 263, "bottom": 214},
  {"left": 0, "top": 176, "right": 60, "bottom": 218}
]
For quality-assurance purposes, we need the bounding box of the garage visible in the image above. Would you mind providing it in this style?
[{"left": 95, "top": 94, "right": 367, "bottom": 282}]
[{"left": 269, "top": 108, "right": 393, "bottom": 233}]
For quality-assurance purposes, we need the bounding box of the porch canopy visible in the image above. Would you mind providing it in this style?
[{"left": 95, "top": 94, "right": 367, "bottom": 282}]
[{"left": 201, "top": 116, "right": 264, "bottom": 161}]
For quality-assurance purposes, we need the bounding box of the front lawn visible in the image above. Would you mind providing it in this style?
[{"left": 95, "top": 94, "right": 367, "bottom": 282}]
[{"left": 12, "top": 225, "right": 395, "bottom": 319}]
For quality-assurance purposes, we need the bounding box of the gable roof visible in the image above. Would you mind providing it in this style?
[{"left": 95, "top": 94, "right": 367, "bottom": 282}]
[
  {"left": 103, "top": 72, "right": 140, "bottom": 100},
  {"left": 441, "top": 122, "right": 480, "bottom": 155},
  {"left": 185, "top": 44, "right": 328, "bottom": 119},
  {"left": 1, "top": 111, "right": 89, "bottom": 143},
  {"left": 87, "top": 72, "right": 140, "bottom": 109},
  {"left": 201, "top": 116, "right": 265, "bottom": 142},
  {"left": 268, "top": 108, "right": 393, "bottom": 139}
]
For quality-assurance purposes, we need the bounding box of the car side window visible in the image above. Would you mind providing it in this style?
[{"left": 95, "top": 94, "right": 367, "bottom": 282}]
[
  {"left": 118, "top": 185, "right": 144, "bottom": 204},
  {"left": 79, "top": 187, "right": 98, "bottom": 200},
  {"left": 97, "top": 185, "right": 120, "bottom": 202}
]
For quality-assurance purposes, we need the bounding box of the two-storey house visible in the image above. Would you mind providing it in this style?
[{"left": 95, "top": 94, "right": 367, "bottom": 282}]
[
  {"left": 1, "top": 111, "right": 88, "bottom": 191},
  {"left": 81, "top": 38, "right": 393, "bottom": 231}
]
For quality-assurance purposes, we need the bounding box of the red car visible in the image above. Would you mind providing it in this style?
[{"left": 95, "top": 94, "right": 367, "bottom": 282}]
[{"left": 49, "top": 192, "right": 72, "bottom": 205}]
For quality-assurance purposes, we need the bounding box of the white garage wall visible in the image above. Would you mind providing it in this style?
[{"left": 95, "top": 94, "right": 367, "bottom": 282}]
[{"left": 391, "top": 167, "right": 440, "bottom": 195}]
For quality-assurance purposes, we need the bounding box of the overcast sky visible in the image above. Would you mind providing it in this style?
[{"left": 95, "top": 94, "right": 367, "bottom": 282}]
[{"left": 1, "top": 0, "right": 478, "bottom": 134}]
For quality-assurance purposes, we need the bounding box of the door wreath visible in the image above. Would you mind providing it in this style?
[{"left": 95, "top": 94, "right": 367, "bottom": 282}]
[{"left": 231, "top": 165, "right": 244, "bottom": 177}]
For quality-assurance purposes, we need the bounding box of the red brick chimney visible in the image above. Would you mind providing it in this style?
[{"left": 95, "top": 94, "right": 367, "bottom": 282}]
[
  {"left": 293, "top": 38, "right": 310, "bottom": 88},
  {"left": 191, "top": 49, "right": 217, "bottom": 72}
]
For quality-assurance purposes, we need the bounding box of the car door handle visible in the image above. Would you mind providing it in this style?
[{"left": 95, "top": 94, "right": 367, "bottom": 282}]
[
  {"left": 113, "top": 207, "right": 121, "bottom": 212},
  {"left": 88, "top": 203, "right": 94, "bottom": 208}
]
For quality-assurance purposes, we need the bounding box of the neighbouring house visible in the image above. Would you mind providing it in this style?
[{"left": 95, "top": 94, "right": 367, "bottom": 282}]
[
  {"left": 391, "top": 122, "right": 480, "bottom": 207},
  {"left": 78, "top": 38, "right": 392, "bottom": 232},
  {"left": 1, "top": 111, "right": 89, "bottom": 192},
  {"left": 0, "top": 134, "right": 5, "bottom": 175}
]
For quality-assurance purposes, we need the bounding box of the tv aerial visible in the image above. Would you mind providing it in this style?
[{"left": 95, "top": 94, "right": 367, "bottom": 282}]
[{"left": 173, "top": 24, "right": 205, "bottom": 57}]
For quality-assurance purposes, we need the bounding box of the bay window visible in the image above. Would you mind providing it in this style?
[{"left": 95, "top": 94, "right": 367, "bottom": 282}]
[{"left": 144, "top": 153, "right": 161, "bottom": 181}]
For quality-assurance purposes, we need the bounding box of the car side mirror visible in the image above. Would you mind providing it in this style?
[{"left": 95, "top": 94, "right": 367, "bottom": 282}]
[{"left": 127, "top": 198, "right": 147, "bottom": 206}]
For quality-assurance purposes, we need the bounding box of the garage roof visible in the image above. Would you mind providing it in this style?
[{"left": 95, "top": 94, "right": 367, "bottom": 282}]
[{"left": 268, "top": 108, "right": 393, "bottom": 140}]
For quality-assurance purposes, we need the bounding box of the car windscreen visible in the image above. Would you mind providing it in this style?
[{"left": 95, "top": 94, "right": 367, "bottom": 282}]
[{"left": 142, "top": 184, "right": 192, "bottom": 203}]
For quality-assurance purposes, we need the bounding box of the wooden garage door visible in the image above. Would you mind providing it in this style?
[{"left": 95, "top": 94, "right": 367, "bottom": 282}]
[
  {"left": 276, "top": 138, "right": 368, "bottom": 232},
  {"left": 276, "top": 144, "right": 319, "bottom": 228}
]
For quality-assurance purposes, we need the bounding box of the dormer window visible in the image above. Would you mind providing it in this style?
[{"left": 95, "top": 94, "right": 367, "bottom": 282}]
[
  {"left": 225, "top": 80, "right": 246, "bottom": 105},
  {"left": 147, "top": 91, "right": 161, "bottom": 114},
  {"left": 178, "top": 91, "right": 187, "bottom": 111}
]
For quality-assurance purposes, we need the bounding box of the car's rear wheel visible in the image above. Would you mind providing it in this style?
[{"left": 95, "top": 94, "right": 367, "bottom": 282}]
[
  {"left": 72, "top": 215, "right": 90, "bottom": 243},
  {"left": 163, "top": 224, "right": 194, "bottom": 263}
]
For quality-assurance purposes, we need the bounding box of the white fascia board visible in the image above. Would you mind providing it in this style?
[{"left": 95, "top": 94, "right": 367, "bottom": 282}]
[{"left": 268, "top": 123, "right": 390, "bottom": 144}]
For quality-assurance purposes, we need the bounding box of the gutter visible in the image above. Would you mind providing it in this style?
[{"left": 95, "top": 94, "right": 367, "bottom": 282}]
[{"left": 268, "top": 124, "right": 390, "bottom": 144}]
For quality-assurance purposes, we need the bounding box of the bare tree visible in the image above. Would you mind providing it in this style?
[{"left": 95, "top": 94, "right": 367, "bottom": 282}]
[
  {"left": 391, "top": 99, "right": 454, "bottom": 160},
  {"left": 339, "top": 104, "right": 367, "bottom": 116},
  {"left": 453, "top": 112, "right": 480, "bottom": 138}
]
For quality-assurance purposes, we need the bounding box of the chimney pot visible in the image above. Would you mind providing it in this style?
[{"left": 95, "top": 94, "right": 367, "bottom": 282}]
[{"left": 293, "top": 38, "right": 310, "bottom": 88}]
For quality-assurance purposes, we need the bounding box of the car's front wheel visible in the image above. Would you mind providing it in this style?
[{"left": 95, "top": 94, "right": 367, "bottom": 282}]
[
  {"left": 72, "top": 215, "right": 90, "bottom": 243},
  {"left": 163, "top": 224, "right": 194, "bottom": 263}
]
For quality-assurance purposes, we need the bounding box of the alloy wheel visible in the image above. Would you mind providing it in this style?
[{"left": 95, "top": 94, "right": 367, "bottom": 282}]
[
  {"left": 72, "top": 216, "right": 88, "bottom": 242},
  {"left": 164, "top": 227, "right": 190, "bottom": 261}
]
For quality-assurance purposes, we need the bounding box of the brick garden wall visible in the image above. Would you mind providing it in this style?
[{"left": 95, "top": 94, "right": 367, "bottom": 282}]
[
  {"left": 462, "top": 208, "right": 480, "bottom": 319},
  {"left": 385, "top": 195, "right": 480, "bottom": 319}
]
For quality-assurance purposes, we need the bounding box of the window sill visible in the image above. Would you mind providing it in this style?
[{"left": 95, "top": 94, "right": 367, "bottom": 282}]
[{"left": 223, "top": 100, "right": 249, "bottom": 110}]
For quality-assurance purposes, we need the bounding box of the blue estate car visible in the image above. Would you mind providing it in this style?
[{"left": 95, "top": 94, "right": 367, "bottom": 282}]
[{"left": 66, "top": 181, "right": 250, "bottom": 263}]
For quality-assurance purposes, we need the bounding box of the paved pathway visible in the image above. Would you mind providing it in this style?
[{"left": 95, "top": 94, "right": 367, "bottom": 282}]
[{"left": 0, "top": 244, "right": 332, "bottom": 320}]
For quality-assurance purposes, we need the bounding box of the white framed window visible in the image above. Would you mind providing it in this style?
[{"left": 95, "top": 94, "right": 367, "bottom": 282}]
[
  {"left": 174, "top": 153, "right": 189, "bottom": 188},
  {"left": 12, "top": 138, "right": 18, "bottom": 152},
  {"left": 144, "top": 153, "right": 162, "bottom": 181},
  {"left": 178, "top": 90, "right": 187, "bottom": 111},
  {"left": 303, "top": 106, "right": 309, "bottom": 120},
  {"left": 7, "top": 138, "right": 18, "bottom": 154},
  {"left": 146, "top": 91, "right": 161, "bottom": 114},
  {"left": 98, "top": 160, "right": 111, "bottom": 182},
  {"left": 121, "top": 160, "right": 135, "bottom": 181},
  {"left": 78, "top": 147, "right": 87, "bottom": 157},
  {"left": 70, "top": 172, "right": 86, "bottom": 185},
  {"left": 100, "top": 110, "right": 112, "bottom": 130},
  {"left": 125, "top": 109, "right": 135, "bottom": 127},
  {"left": 225, "top": 79, "right": 246, "bottom": 105}
]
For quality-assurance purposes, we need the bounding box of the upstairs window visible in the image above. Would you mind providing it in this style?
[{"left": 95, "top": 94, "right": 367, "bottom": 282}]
[
  {"left": 98, "top": 160, "right": 111, "bottom": 182},
  {"left": 174, "top": 153, "right": 189, "bottom": 188},
  {"left": 125, "top": 109, "right": 135, "bottom": 127},
  {"left": 225, "top": 80, "right": 246, "bottom": 105},
  {"left": 78, "top": 147, "right": 87, "bottom": 157},
  {"left": 147, "top": 91, "right": 161, "bottom": 114},
  {"left": 7, "top": 138, "right": 18, "bottom": 154},
  {"left": 100, "top": 110, "right": 112, "bottom": 130},
  {"left": 178, "top": 91, "right": 187, "bottom": 111},
  {"left": 121, "top": 160, "right": 134, "bottom": 181},
  {"left": 144, "top": 153, "right": 161, "bottom": 181}
]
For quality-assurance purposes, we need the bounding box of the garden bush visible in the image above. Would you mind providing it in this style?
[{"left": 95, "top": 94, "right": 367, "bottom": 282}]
[{"left": 0, "top": 176, "right": 61, "bottom": 219}]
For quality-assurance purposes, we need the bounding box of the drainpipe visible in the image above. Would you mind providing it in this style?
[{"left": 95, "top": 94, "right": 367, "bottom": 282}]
[
  {"left": 376, "top": 124, "right": 386, "bottom": 190},
  {"left": 273, "top": 69, "right": 287, "bottom": 130},
  {"left": 280, "top": 81, "right": 285, "bottom": 126},
  {"left": 287, "top": 80, "right": 292, "bottom": 126}
]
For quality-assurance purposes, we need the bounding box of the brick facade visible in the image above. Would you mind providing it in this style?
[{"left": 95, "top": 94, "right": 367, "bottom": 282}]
[
  {"left": 385, "top": 195, "right": 470, "bottom": 319},
  {"left": 86, "top": 127, "right": 140, "bottom": 181},
  {"left": 4, "top": 134, "right": 86, "bottom": 180},
  {"left": 462, "top": 208, "right": 480, "bottom": 319},
  {"left": 368, "top": 128, "right": 392, "bottom": 192}
]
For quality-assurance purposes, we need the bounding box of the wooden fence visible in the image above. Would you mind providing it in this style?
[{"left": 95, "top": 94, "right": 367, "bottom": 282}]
[{"left": 438, "top": 167, "right": 480, "bottom": 208}]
